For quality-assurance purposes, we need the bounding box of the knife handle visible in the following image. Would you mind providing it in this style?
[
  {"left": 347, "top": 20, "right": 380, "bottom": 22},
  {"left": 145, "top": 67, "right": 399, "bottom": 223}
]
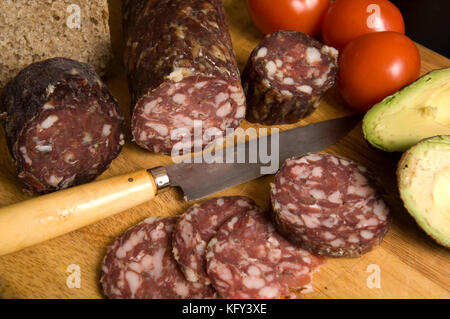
[{"left": 0, "top": 168, "right": 163, "bottom": 257}]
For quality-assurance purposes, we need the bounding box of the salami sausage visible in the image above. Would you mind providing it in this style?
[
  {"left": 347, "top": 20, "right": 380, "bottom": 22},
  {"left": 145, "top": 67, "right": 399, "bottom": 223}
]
[
  {"left": 271, "top": 153, "right": 392, "bottom": 258},
  {"left": 0, "top": 57, "right": 124, "bottom": 194},
  {"left": 123, "top": 0, "right": 246, "bottom": 155},
  {"left": 172, "top": 196, "right": 257, "bottom": 284},
  {"left": 100, "top": 217, "right": 216, "bottom": 299},
  {"left": 242, "top": 30, "right": 338, "bottom": 125},
  {"left": 206, "top": 209, "right": 324, "bottom": 299}
]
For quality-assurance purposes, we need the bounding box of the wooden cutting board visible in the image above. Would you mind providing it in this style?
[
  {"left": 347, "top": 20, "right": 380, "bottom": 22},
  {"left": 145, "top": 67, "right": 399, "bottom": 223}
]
[{"left": 0, "top": 0, "right": 449, "bottom": 299}]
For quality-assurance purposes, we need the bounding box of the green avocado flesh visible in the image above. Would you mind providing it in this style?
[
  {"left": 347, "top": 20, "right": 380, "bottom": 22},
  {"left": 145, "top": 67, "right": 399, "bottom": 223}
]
[
  {"left": 363, "top": 68, "right": 450, "bottom": 152},
  {"left": 397, "top": 136, "right": 450, "bottom": 248}
]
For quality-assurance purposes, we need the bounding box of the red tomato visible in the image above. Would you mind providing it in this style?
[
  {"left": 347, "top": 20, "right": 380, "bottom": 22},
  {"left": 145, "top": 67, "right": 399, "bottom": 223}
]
[
  {"left": 338, "top": 32, "right": 421, "bottom": 112},
  {"left": 322, "top": 0, "right": 405, "bottom": 51},
  {"left": 247, "top": 0, "right": 330, "bottom": 36}
]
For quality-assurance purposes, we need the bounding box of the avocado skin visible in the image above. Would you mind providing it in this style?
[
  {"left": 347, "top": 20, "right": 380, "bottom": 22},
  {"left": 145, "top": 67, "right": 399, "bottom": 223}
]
[
  {"left": 363, "top": 68, "right": 450, "bottom": 153},
  {"left": 397, "top": 135, "right": 450, "bottom": 248}
]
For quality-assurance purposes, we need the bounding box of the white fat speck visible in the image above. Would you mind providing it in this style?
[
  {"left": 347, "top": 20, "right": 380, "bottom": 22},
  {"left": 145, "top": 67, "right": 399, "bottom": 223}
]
[
  {"left": 173, "top": 93, "right": 186, "bottom": 104},
  {"left": 215, "top": 92, "right": 229, "bottom": 105},
  {"left": 328, "top": 191, "right": 342, "bottom": 204},
  {"left": 323, "top": 231, "right": 336, "bottom": 240},
  {"left": 357, "top": 217, "right": 379, "bottom": 228},
  {"left": 340, "top": 159, "right": 350, "bottom": 166},
  {"left": 312, "top": 166, "right": 323, "bottom": 177},
  {"left": 360, "top": 230, "right": 374, "bottom": 240},
  {"left": 267, "top": 236, "right": 280, "bottom": 247},
  {"left": 35, "top": 144, "right": 52, "bottom": 152},
  {"left": 47, "top": 175, "right": 63, "bottom": 187},
  {"left": 40, "top": 115, "right": 58, "bottom": 129},
  {"left": 330, "top": 238, "right": 345, "bottom": 247},
  {"left": 145, "top": 123, "right": 168, "bottom": 136},
  {"left": 167, "top": 67, "right": 192, "bottom": 82},
  {"left": 305, "top": 154, "right": 323, "bottom": 161},
  {"left": 70, "top": 68, "right": 79, "bottom": 75},
  {"left": 216, "top": 102, "right": 232, "bottom": 117},
  {"left": 102, "top": 124, "right": 112, "bottom": 137},
  {"left": 265, "top": 61, "right": 277, "bottom": 75},
  {"left": 235, "top": 106, "right": 246, "bottom": 118},
  {"left": 302, "top": 214, "right": 321, "bottom": 228},
  {"left": 347, "top": 234, "right": 360, "bottom": 243},
  {"left": 231, "top": 92, "right": 245, "bottom": 105},
  {"left": 256, "top": 47, "right": 268, "bottom": 59},
  {"left": 310, "top": 189, "right": 326, "bottom": 200},
  {"left": 195, "top": 81, "right": 208, "bottom": 89},
  {"left": 297, "top": 85, "right": 313, "bottom": 94},
  {"left": 306, "top": 47, "right": 322, "bottom": 64},
  {"left": 321, "top": 45, "right": 338, "bottom": 59},
  {"left": 281, "top": 90, "right": 293, "bottom": 97},
  {"left": 243, "top": 276, "right": 266, "bottom": 289},
  {"left": 46, "top": 84, "right": 55, "bottom": 97},
  {"left": 259, "top": 286, "right": 279, "bottom": 298},
  {"left": 144, "top": 99, "right": 160, "bottom": 114},
  {"left": 82, "top": 133, "right": 92, "bottom": 144},
  {"left": 275, "top": 59, "right": 283, "bottom": 67},
  {"left": 42, "top": 103, "right": 54, "bottom": 110},
  {"left": 314, "top": 72, "right": 328, "bottom": 87},
  {"left": 374, "top": 200, "right": 388, "bottom": 220},
  {"left": 125, "top": 271, "right": 141, "bottom": 299},
  {"left": 283, "top": 77, "right": 294, "bottom": 85},
  {"left": 20, "top": 146, "right": 32, "bottom": 165},
  {"left": 329, "top": 156, "right": 339, "bottom": 165},
  {"left": 236, "top": 199, "right": 249, "bottom": 207},
  {"left": 216, "top": 198, "right": 225, "bottom": 206},
  {"left": 119, "top": 134, "right": 125, "bottom": 146}
]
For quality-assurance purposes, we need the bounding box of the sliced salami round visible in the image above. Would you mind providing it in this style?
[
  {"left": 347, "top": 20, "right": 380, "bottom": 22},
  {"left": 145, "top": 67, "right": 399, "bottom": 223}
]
[
  {"left": 100, "top": 217, "right": 216, "bottom": 299},
  {"left": 242, "top": 30, "right": 338, "bottom": 125},
  {"left": 206, "top": 209, "right": 324, "bottom": 299},
  {"left": 0, "top": 57, "right": 124, "bottom": 194},
  {"left": 124, "top": 0, "right": 246, "bottom": 155},
  {"left": 271, "top": 153, "right": 392, "bottom": 258},
  {"left": 173, "top": 196, "right": 258, "bottom": 284}
]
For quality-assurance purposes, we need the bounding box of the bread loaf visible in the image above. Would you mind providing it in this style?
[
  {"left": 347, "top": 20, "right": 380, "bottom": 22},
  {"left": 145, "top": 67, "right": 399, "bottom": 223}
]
[{"left": 0, "top": 0, "right": 112, "bottom": 89}]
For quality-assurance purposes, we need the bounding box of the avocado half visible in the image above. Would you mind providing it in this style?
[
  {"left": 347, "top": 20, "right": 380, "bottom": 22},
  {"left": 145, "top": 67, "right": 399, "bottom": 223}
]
[
  {"left": 363, "top": 68, "right": 450, "bottom": 152},
  {"left": 397, "top": 136, "right": 450, "bottom": 248}
]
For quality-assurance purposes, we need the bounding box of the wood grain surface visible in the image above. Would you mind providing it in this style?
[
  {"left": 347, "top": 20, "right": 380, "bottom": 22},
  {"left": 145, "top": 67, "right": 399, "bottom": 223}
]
[{"left": 0, "top": 0, "right": 449, "bottom": 299}]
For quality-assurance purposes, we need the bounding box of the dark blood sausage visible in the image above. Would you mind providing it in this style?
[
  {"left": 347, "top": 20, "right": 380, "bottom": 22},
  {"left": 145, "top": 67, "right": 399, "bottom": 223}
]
[
  {"left": 206, "top": 209, "right": 324, "bottom": 299},
  {"left": 173, "top": 196, "right": 257, "bottom": 284},
  {"left": 271, "top": 153, "right": 392, "bottom": 258},
  {"left": 242, "top": 30, "right": 338, "bottom": 125},
  {"left": 0, "top": 57, "right": 124, "bottom": 194},
  {"left": 100, "top": 217, "right": 216, "bottom": 299},
  {"left": 123, "top": 0, "right": 246, "bottom": 155}
]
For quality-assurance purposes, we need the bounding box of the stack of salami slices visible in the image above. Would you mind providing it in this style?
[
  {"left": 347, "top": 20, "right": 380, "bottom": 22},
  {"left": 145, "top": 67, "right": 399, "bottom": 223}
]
[{"left": 100, "top": 196, "right": 325, "bottom": 299}]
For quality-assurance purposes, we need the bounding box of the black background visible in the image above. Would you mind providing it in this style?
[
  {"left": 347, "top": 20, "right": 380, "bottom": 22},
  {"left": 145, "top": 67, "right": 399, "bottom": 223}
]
[{"left": 391, "top": 0, "right": 450, "bottom": 58}]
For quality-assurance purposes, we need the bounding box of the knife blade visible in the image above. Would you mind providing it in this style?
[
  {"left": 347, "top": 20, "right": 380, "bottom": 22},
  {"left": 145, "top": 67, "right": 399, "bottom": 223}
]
[
  {"left": 168, "top": 114, "right": 362, "bottom": 200},
  {"left": 0, "top": 115, "right": 361, "bottom": 256}
]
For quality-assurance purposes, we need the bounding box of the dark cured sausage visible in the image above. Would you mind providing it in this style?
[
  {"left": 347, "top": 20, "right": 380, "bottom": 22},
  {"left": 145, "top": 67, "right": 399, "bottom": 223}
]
[
  {"left": 123, "top": 0, "right": 246, "bottom": 155},
  {"left": 0, "top": 57, "right": 124, "bottom": 194},
  {"left": 172, "top": 196, "right": 257, "bottom": 284},
  {"left": 100, "top": 217, "right": 216, "bottom": 299},
  {"left": 206, "top": 209, "right": 324, "bottom": 299},
  {"left": 242, "top": 31, "right": 338, "bottom": 125},
  {"left": 271, "top": 153, "right": 392, "bottom": 257}
]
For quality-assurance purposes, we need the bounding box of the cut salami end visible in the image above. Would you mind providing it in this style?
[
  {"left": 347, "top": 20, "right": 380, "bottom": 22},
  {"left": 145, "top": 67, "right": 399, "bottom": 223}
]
[
  {"left": 172, "top": 196, "right": 258, "bottom": 284},
  {"left": 124, "top": 0, "right": 246, "bottom": 155},
  {"left": 100, "top": 217, "right": 216, "bottom": 299},
  {"left": 0, "top": 57, "right": 124, "bottom": 194},
  {"left": 243, "top": 30, "right": 338, "bottom": 125},
  {"left": 132, "top": 75, "right": 245, "bottom": 155},
  {"left": 271, "top": 153, "right": 392, "bottom": 258},
  {"left": 206, "top": 209, "right": 325, "bottom": 299}
]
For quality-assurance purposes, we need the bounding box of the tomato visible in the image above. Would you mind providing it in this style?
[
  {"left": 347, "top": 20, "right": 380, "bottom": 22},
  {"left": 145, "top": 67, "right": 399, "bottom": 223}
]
[
  {"left": 322, "top": 0, "right": 405, "bottom": 51},
  {"left": 247, "top": 0, "right": 330, "bottom": 36},
  {"left": 338, "top": 32, "right": 421, "bottom": 112}
]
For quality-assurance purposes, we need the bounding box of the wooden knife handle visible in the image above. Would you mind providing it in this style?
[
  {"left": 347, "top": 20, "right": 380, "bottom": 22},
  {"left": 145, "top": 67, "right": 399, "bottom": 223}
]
[{"left": 0, "top": 169, "right": 158, "bottom": 257}]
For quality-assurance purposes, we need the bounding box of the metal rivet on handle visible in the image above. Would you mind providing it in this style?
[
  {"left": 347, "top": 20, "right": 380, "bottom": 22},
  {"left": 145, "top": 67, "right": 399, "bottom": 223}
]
[{"left": 148, "top": 166, "right": 171, "bottom": 191}]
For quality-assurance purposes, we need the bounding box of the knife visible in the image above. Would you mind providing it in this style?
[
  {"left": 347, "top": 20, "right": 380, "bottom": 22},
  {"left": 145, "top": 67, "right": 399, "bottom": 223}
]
[{"left": 0, "top": 115, "right": 361, "bottom": 256}]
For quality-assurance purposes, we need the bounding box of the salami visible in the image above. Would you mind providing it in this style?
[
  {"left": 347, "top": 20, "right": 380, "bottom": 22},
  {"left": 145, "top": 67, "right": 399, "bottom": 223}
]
[
  {"left": 100, "top": 217, "right": 216, "bottom": 299},
  {"left": 0, "top": 57, "right": 124, "bottom": 194},
  {"left": 206, "top": 209, "right": 324, "bottom": 299},
  {"left": 271, "top": 153, "right": 392, "bottom": 258},
  {"left": 242, "top": 30, "right": 338, "bottom": 125},
  {"left": 173, "top": 196, "right": 257, "bottom": 284},
  {"left": 123, "top": 0, "right": 246, "bottom": 155}
]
